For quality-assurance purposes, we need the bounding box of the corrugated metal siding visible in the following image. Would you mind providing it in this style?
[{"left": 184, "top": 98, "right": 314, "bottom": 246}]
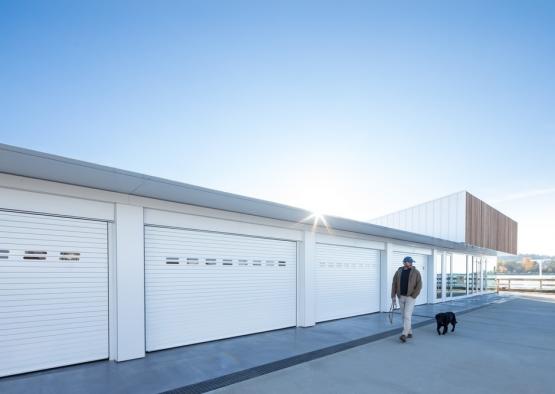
[
  {"left": 144, "top": 226, "right": 297, "bottom": 351},
  {"left": 0, "top": 210, "right": 108, "bottom": 377},
  {"left": 315, "top": 243, "right": 380, "bottom": 322},
  {"left": 370, "top": 192, "right": 466, "bottom": 243}
]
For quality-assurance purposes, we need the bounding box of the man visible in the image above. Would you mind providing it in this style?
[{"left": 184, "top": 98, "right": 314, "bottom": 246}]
[{"left": 391, "top": 256, "right": 422, "bottom": 343}]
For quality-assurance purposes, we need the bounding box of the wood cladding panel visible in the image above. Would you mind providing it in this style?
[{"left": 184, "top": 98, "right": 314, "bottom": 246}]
[{"left": 465, "top": 192, "right": 517, "bottom": 254}]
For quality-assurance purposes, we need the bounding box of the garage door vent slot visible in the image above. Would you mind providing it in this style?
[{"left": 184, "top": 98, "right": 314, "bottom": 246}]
[
  {"left": 238, "top": 259, "right": 248, "bottom": 266},
  {"left": 222, "top": 259, "right": 233, "bottom": 266},
  {"left": 278, "top": 261, "right": 286, "bottom": 267},
  {"left": 186, "top": 258, "right": 199, "bottom": 265},
  {"left": 166, "top": 257, "right": 179, "bottom": 265},
  {"left": 60, "top": 252, "right": 81, "bottom": 261},
  {"left": 253, "top": 260, "right": 262, "bottom": 266},
  {"left": 205, "top": 258, "right": 217, "bottom": 265},
  {"left": 0, "top": 249, "right": 8, "bottom": 259},
  {"left": 24, "top": 251, "right": 47, "bottom": 260}
]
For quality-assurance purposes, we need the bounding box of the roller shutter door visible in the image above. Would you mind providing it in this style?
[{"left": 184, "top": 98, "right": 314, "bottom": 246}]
[
  {"left": 391, "top": 251, "right": 428, "bottom": 305},
  {"left": 145, "top": 226, "right": 297, "bottom": 351},
  {"left": 0, "top": 210, "right": 108, "bottom": 377},
  {"left": 316, "top": 243, "right": 380, "bottom": 322}
]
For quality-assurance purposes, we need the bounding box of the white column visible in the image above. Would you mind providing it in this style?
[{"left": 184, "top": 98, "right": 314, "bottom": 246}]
[
  {"left": 114, "top": 203, "right": 145, "bottom": 361},
  {"left": 466, "top": 255, "right": 471, "bottom": 295},
  {"left": 427, "top": 252, "right": 435, "bottom": 303},
  {"left": 380, "top": 243, "right": 393, "bottom": 312},
  {"left": 480, "top": 257, "right": 485, "bottom": 293},
  {"left": 431, "top": 250, "right": 441, "bottom": 303},
  {"left": 297, "top": 230, "right": 316, "bottom": 327},
  {"left": 108, "top": 223, "right": 117, "bottom": 360},
  {"left": 441, "top": 253, "right": 447, "bottom": 301}
]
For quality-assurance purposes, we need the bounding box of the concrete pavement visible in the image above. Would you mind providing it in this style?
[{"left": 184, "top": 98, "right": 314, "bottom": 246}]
[{"left": 213, "top": 295, "right": 555, "bottom": 394}]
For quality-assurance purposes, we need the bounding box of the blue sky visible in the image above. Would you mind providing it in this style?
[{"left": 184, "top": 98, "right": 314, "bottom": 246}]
[{"left": 1, "top": 1, "right": 554, "bottom": 254}]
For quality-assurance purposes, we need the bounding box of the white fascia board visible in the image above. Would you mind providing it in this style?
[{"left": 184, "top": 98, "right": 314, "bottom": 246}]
[
  {"left": 133, "top": 195, "right": 311, "bottom": 234},
  {"left": 144, "top": 208, "right": 303, "bottom": 242},
  {"left": 315, "top": 233, "right": 385, "bottom": 250},
  {"left": 0, "top": 173, "right": 482, "bottom": 254},
  {"left": 0, "top": 185, "right": 114, "bottom": 221},
  {"left": 0, "top": 173, "right": 310, "bottom": 235},
  {"left": 0, "top": 172, "right": 132, "bottom": 205},
  {"left": 390, "top": 243, "right": 433, "bottom": 256}
]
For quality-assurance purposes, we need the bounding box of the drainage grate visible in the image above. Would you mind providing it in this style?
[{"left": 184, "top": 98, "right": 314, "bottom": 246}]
[{"left": 161, "top": 321, "right": 429, "bottom": 394}]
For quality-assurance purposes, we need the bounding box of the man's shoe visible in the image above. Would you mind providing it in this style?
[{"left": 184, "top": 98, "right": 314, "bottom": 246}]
[
  {"left": 407, "top": 333, "right": 413, "bottom": 338},
  {"left": 400, "top": 335, "right": 406, "bottom": 343}
]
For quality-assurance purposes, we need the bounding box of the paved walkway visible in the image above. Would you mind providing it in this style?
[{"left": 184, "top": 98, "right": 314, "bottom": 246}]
[
  {"left": 213, "top": 295, "right": 555, "bottom": 394},
  {"left": 0, "top": 294, "right": 505, "bottom": 394}
]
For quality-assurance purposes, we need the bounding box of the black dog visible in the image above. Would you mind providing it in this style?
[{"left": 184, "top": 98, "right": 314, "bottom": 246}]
[{"left": 435, "top": 312, "right": 457, "bottom": 335}]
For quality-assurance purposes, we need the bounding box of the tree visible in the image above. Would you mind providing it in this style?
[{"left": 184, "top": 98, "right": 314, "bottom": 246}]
[
  {"left": 522, "top": 257, "right": 538, "bottom": 273},
  {"left": 542, "top": 260, "right": 555, "bottom": 274},
  {"left": 497, "top": 261, "right": 522, "bottom": 274}
]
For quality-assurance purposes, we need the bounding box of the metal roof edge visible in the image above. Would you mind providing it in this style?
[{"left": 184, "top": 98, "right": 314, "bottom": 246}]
[{"left": 0, "top": 143, "right": 495, "bottom": 254}]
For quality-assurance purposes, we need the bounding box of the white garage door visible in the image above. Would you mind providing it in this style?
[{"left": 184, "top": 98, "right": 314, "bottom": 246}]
[
  {"left": 391, "top": 252, "right": 428, "bottom": 305},
  {"left": 0, "top": 210, "right": 108, "bottom": 378},
  {"left": 145, "top": 226, "right": 297, "bottom": 351},
  {"left": 316, "top": 243, "right": 380, "bottom": 322}
]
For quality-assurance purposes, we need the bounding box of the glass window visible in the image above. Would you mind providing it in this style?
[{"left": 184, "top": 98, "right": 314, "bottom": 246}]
[
  {"left": 469, "top": 256, "right": 479, "bottom": 294},
  {"left": 452, "top": 254, "right": 467, "bottom": 297}
]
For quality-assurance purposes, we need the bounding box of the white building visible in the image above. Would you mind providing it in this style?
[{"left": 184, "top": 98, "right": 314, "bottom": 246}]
[{"left": 0, "top": 144, "right": 516, "bottom": 377}]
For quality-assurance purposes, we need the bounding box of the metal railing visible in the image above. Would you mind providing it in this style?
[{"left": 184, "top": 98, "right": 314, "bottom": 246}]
[{"left": 496, "top": 277, "right": 555, "bottom": 292}]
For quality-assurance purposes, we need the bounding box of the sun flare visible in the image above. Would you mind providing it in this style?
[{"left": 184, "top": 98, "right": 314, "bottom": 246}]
[{"left": 302, "top": 211, "right": 330, "bottom": 231}]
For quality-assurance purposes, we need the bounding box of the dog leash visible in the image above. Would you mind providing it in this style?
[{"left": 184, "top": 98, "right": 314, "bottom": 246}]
[{"left": 388, "top": 303, "right": 395, "bottom": 325}]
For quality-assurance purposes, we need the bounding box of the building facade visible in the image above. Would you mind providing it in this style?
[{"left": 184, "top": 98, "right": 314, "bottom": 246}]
[
  {"left": 370, "top": 191, "right": 518, "bottom": 254},
  {"left": 0, "top": 144, "right": 516, "bottom": 377}
]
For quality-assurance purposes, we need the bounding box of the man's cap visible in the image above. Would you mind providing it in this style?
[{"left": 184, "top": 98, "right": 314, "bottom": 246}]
[{"left": 403, "top": 256, "right": 415, "bottom": 264}]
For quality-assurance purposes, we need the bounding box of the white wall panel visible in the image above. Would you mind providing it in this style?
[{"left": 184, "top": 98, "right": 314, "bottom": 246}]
[
  {"left": 399, "top": 210, "right": 406, "bottom": 230},
  {"left": 456, "top": 192, "right": 467, "bottom": 241},
  {"left": 433, "top": 199, "right": 441, "bottom": 236}
]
